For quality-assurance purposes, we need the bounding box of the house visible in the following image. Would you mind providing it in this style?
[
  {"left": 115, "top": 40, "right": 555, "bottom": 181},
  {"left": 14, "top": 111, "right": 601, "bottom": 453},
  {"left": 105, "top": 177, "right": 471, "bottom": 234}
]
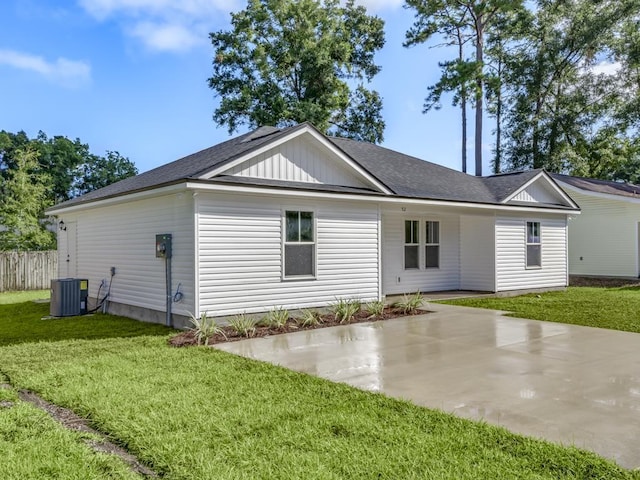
[
  {"left": 46, "top": 123, "right": 579, "bottom": 326},
  {"left": 553, "top": 173, "right": 640, "bottom": 278}
]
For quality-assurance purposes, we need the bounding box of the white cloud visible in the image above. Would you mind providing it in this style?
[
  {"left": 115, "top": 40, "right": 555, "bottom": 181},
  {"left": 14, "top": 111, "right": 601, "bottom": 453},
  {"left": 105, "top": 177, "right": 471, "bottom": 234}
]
[
  {"left": 78, "top": 0, "right": 238, "bottom": 52},
  {"left": 0, "top": 48, "right": 90, "bottom": 86},
  {"left": 590, "top": 61, "right": 622, "bottom": 76},
  {"left": 354, "top": 0, "right": 404, "bottom": 12},
  {"left": 129, "top": 22, "right": 202, "bottom": 52}
]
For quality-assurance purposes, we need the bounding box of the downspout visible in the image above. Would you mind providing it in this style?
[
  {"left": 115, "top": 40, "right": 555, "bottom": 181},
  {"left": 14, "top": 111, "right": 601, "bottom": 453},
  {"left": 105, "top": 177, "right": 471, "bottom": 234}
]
[{"left": 166, "top": 253, "right": 172, "bottom": 327}]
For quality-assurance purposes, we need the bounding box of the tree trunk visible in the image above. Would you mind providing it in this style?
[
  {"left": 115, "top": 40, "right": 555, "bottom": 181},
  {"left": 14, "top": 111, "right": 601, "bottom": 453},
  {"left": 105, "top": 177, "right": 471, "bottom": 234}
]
[
  {"left": 475, "top": 15, "right": 484, "bottom": 177},
  {"left": 458, "top": 31, "right": 468, "bottom": 174},
  {"left": 494, "top": 56, "right": 502, "bottom": 174}
]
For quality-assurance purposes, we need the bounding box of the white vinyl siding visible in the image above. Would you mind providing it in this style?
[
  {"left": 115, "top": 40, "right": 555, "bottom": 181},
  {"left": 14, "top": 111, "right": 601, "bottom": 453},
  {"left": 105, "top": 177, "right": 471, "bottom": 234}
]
[
  {"left": 56, "top": 192, "right": 196, "bottom": 316},
  {"left": 222, "top": 135, "right": 369, "bottom": 188},
  {"left": 562, "top": 188, "right": 640, "bottom": 277},
  {"left": 197, "top": 192, "right": 379, "bottom": 315},
  {"left": 460, "top": 214, "right": 495, "bottom": 291},
  {"left": 382, "top": 212, "right": 460, "bottom": 294},
  {"left": 495, "top": 215, "right": 567, "bottom": 291}
]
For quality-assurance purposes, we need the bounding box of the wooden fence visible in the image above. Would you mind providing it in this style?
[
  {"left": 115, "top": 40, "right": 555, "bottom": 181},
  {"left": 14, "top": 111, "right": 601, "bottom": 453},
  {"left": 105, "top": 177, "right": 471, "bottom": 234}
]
[{"left": 0, "top": 251, "right": 57, "bottom": 292}]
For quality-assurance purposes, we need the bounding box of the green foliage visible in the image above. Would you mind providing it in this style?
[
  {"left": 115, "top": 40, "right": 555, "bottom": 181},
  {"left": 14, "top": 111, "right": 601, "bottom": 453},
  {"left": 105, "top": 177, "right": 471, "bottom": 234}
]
[
  {"left": 0, "top": 147, "right": 55, "bottom": 251},
  {"left": 392, "top": 292, "right": 424, "bottom": 315},
  {"left": 364, "top": 300, "right": 385, "bottom": 318},
  {"left": 209, "top": 0, "right": 386, "bottom": 143},
  {"left": 188, "top": 312, "right": 225, "bottom": 345},
  {"left": 228, "top": 313, "right": 256, "bottom": 337},
  {"left": 0, "top": 336, "right": 633, "bottom": 479},
  {"left": 296, "top": 309, "right": 323, "bottom": 327},
  {"left": 71, "top": 151, "right": 137, "bottom": 197},
  {"left": 261, "top": 307, "right": 290, "bottom": 328},
  {"left": 331, "top": 297, "right": 361, "bottom": 323}
]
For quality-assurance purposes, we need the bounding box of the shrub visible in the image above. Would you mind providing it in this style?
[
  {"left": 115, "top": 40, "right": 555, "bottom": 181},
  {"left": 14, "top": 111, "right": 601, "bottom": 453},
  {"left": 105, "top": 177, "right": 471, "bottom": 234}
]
[
  {"left": 188, "top": 312, "right": 225, "bottom": 345},
  {"left": 297, "top": 309, "right": 323, "bottom": 327},
  {"left": 261, "top": 307, "right": 290, "bottom": 328},
  {"left": 331, "top": 298, "right": 361, "bottom": 324},
  {"left": 364, "top": 300, "right": 386, "bottom": 318},
  {"left": 392, "top": 292, "right": 423, "bottom": 315},
  {"left": 229, "top": 313, "right": 256, "bottom": 338}
]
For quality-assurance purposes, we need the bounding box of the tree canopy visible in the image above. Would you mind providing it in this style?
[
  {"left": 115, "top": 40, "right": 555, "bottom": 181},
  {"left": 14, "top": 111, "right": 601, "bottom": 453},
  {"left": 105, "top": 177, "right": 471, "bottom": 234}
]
[
  {"left": 209, "top": 0, "right": 386, "bottom": 143},
  {"left": 0, "top": 130, "right": 138, "bottom": 251}
]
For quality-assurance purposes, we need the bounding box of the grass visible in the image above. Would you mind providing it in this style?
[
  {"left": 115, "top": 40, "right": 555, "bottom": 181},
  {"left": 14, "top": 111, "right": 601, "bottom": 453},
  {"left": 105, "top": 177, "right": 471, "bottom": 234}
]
[
  {"left": 1, "top": 345, "right": 637, "bottom": 479},
  {"left": 0, "top": 289, "right": 49, "bottom": 305},
  {"left": 0, "top": 292, "right": 173, "bottom": 347},
  {"left": 0, "top": 291, "right": 637, "bottom": 479},
  {"left": 441, "top": 286, "right": 640, "bottom": 333}
]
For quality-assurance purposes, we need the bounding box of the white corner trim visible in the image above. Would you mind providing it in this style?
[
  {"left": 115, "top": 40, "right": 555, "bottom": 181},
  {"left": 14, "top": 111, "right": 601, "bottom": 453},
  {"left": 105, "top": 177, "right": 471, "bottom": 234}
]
[
  {"left": 503, "top": 172, "right": 579, "bottom": 208},
  {"left": 198, "top": 125, "right": 393, "bottom": 195}
]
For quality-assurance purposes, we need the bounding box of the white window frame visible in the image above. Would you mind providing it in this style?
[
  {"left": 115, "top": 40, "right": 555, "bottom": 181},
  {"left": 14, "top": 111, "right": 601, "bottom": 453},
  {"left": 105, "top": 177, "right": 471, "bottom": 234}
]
[
  {"left": 282, "top": 209, "right": 316, "bottom": 280},
  {"left": 404, "top": 219, "right": 420, "bottom": 270},
  {"left": 425, "top": 220, "right": 440, "bottom": 269},
  {"left": 526, "top": 221, "right": 542, "bottom": 269}
]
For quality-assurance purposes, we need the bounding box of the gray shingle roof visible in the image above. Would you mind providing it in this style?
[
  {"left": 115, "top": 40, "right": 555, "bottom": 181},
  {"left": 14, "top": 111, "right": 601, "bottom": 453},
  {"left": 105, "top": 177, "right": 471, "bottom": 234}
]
[
  {"left": 47, "top": 123, "right": 574, "bottom": 212},
  {"left": 552, "top": 173, "right": 640, "bottom": 199}
]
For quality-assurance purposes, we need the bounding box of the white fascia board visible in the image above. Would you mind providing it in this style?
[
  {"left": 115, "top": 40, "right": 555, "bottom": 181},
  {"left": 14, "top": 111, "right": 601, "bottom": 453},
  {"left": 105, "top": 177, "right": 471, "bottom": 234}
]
[
  {"left": 45, "top": 183, "right": 189, "bottom": 215},
  {"left": 558, "top": 180, "right": 640, "bottom": 204},
  {"left": 502, "top": 171, "right": 579, "bottom": 208},
  {"left": 186, "top": 181, "right": 580, "bottom": 215},
  {"left": 198, "top": 125, "right": 393, "bottom": 195}
]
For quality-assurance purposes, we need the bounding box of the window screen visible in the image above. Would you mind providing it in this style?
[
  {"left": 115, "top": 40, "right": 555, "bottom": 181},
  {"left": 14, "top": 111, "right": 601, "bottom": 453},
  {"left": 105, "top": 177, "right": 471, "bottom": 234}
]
[{"left": 285, "top": 211, "right": 315, "bottom": 277}]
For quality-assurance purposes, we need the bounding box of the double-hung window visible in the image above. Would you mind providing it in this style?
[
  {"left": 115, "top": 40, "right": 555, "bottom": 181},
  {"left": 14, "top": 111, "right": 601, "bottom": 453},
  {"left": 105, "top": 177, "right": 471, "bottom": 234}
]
[
  {"left": 526, "top": 221, "right": 541, "bottom": 268},
  {"left": 425, "top": 221, "right": 440, "bottom": 268},
  {"left": 404, "top": 220, "right": 419, "bottom": 269},
  {"left": 284, "top": 211, "right": 315, "bottom": 278}
]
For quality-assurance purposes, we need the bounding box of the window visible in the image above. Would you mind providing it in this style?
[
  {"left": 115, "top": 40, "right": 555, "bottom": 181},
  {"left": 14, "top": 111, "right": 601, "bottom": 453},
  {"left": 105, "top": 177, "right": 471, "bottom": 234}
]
[
  {"left": 284, "top": 211, "right": 315, "bottom": 277},
  {"left": 404, "top": 220, "right": 419, "bottom": 269},
  {"left": 526, "top": 221, "right": 541, "bottom": 268},
  {"left": 425, "top": 221, "right": 440, "bottom": 268}
]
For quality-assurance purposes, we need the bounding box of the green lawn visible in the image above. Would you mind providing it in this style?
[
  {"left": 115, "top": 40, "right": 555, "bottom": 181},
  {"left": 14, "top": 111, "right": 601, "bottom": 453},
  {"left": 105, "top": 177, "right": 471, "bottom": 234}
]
[
  {"left": 0, "top": 291, "right": 637, "bottom": 479},
  {"left": 0, "top": 292, "right": 173, "bottom": 347},
  {"left": 441, "top": 286, "right": 640, "bottom": 333}
]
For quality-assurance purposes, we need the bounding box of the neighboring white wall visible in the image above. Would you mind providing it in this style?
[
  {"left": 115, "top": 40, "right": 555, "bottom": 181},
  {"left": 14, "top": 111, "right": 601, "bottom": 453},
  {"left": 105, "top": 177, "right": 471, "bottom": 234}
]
[
  {"left": 57, "top": 192, "right": 196, "bottom": 317},
  {"left": 196, "top": 192, "right": 379, "bottom": 316},
  {"left": 564, "top": 188, "right": 640, "bottom": 277},
  {"left": 381, "top": 210, "right": 460, "bottom": 295},
  {"left": 495, "top": 214, "right": 567, "bottom": 291},
  {"left": 459, "top": 214, "right": 495, "bottom": 291},
  {"left": 223, "top": 134, "right": 369, "bottom": 188}
]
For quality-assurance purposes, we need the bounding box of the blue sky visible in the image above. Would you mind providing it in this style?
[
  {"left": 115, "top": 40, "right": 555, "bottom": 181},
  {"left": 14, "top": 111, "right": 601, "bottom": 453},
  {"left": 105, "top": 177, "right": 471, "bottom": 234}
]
[{"left": 0, "top": 0, "right": 492, "bottom": 176}]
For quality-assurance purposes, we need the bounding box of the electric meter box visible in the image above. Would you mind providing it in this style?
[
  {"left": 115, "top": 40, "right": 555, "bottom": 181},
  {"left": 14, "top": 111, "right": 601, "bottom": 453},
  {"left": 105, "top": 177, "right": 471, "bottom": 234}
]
[
  {"left": 50, "top": 278, "right": 89, "bottom": 317},
  {"left": 156, "top": 233, "right": 172, "bottom": 258}
]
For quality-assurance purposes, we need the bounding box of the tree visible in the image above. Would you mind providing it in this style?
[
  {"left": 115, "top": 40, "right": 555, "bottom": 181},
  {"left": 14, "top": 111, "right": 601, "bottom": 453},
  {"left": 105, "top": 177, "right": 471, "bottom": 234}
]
[
  {"left": 0, "top": 147, "right": 55, "bottom": 251},
  {"left": 405, "top": 1, "right": 472, "bottom": 173},
  {"left": 501, "top": 0, "right": 640, "bottom": 175},
  {"left": 209, "top": 0, "right": 386, "bottom": 143},
  {"left": 404, "top": 0, "right": 525, "bottom": 176},
  {"left": 72, "top": 151, "right": 138, "bottom": 197}
]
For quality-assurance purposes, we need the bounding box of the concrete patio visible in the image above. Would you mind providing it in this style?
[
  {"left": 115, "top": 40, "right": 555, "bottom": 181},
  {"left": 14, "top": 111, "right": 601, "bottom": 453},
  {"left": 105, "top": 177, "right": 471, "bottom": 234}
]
[{"left": 214, "top": 303, "right": 640, "bottom": 469}]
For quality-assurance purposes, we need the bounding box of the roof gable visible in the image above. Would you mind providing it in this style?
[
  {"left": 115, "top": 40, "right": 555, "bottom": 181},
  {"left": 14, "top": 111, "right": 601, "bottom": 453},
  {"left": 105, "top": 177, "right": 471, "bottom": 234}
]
[
  {"left": 502, "top": 171, "right": 578, "bottom": 208},
  {"left": 206, "top": 126, "right": 388, "bottom": 192}
]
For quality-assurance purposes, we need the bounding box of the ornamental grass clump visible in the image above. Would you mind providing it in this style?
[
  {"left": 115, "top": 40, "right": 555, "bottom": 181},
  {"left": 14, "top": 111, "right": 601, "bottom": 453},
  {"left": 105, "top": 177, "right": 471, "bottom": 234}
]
[
  {"left": 229, "top": 313, "right": 256, "bottom": 338},
  {"left": 261, "top": 307, "right": 290, "bottom": 328},
  {"left": 364, "top": 300, "right": 386, "bottom": 318},
  {"left": 393, "top": 292, "right": 424, "bottom": 315},
  {"left": 331, "top": 298, "right": 361, "bottom": 324},
  {"left": 188, "top": 312, "right": 225, "bottom": 345},
  {"left": 297, "top": 309, "right": 323, "bottom": 327}
]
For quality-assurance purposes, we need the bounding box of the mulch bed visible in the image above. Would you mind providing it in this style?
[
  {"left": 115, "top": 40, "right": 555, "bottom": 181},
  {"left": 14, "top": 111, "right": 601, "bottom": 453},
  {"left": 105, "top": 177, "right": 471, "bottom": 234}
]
[
  {"left": 169, "top": 306, "right": 426, "bottom": 347},
  {"left": 569, "top": 275, "right": 640, "bottom": 288}
]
